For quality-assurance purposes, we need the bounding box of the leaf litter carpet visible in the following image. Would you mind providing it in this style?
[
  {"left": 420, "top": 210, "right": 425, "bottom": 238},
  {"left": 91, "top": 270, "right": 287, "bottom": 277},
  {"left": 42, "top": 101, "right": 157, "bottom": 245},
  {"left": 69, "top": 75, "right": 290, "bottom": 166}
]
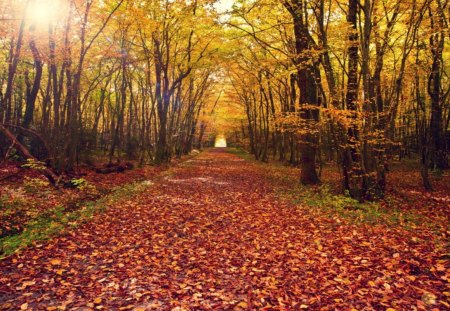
[{"left": 0, "top": 149, "right": 448, "bottom": 310}]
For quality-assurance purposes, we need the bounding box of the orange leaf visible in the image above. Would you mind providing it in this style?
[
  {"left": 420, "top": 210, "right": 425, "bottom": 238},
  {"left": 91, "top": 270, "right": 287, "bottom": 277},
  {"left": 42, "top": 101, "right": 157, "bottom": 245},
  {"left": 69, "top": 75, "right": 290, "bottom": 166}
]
[{"left": 237, "top": 301, "right": 248, "bottom": 308}]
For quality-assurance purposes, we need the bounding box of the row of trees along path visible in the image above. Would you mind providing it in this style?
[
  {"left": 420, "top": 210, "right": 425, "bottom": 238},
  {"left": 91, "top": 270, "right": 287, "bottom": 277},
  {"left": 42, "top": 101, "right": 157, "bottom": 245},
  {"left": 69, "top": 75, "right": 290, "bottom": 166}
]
[
  {"left": 0, "top": 0, "right": 449, "bottom": 309},
  {"left": 1, "top": 0, "right": 448, "bottom": 200}
]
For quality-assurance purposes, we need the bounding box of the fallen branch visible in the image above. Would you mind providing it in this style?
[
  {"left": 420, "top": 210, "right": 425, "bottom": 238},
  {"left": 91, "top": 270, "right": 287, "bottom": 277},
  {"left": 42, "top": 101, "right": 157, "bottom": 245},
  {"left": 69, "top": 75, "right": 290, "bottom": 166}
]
[
  {"left": 0, "top": 170, "right": 20, "bottom": 182},
  {"left": 0, "top": 123, "right": 60, "bottom": 185},
  {"left": 96, "top": 162, "right": 134, "bottom": 174},
  {"left": 4, "top": 124, "right": 52, "bottom": 158}
]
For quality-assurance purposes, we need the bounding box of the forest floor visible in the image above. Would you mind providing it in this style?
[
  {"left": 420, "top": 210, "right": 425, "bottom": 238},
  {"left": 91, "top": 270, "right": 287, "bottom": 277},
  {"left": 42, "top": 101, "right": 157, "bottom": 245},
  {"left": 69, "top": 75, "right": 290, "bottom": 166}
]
[
  {"left": 0, "top": 148, "right": 449, "bottom": 310},
  {"left": 0, "top": 154, "right": 196, "bottom": 256}
]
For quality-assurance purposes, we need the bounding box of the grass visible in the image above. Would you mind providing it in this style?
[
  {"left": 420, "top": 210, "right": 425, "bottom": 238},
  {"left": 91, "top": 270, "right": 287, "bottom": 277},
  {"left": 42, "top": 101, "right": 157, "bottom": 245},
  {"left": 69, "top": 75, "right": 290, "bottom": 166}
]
[
  {"left": 0, "top": 149, "right": 202, "bottom": 259},
  {"left": 228, "top": 147, "right": 424, "bottom": 228},
  {"left": 280, "top": 184, "right": 423, "bottom": 228},
  {"left": 0, "top": 180, "right": 151, "bottom": 259}
]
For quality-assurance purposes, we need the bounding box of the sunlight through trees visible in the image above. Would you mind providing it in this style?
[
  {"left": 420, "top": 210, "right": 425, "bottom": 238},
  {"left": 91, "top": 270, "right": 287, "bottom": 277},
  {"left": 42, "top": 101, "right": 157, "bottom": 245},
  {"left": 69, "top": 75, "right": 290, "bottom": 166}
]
[{"left": 0, "top": 0, "right": 448, "bottom": 198}]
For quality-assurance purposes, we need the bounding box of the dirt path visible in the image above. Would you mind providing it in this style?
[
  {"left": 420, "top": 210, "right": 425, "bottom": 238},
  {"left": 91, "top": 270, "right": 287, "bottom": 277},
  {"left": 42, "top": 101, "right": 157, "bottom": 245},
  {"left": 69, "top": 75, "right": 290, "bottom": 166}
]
[{"left": 0, "top": 149, "right": 447, "bottom": 310}]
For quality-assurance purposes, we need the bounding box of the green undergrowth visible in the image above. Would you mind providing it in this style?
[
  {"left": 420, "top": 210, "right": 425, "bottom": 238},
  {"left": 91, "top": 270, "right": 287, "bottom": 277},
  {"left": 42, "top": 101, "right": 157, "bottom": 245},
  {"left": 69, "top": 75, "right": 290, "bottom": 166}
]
[
  {"left": 279, "top": 184, "right": 423, "bottom": 228},
  {"left": 226, "top": 147, "right": 254, "bottom": 161},
  {"left": 0, "top": 151, "right": 199, "bottom": 259},
  {"left": 0, "top": 181, "right": 150, "bottom": 259},
  {"left": 229, "top": 148, "right": 423, "bottom": 229}
]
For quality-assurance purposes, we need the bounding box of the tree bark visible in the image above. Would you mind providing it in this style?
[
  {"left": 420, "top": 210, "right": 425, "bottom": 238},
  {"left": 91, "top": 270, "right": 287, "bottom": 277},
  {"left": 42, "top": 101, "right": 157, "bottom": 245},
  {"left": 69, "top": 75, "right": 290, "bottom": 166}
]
[{"left": 284, "top": 0, "right": 320, "bottom": 185}]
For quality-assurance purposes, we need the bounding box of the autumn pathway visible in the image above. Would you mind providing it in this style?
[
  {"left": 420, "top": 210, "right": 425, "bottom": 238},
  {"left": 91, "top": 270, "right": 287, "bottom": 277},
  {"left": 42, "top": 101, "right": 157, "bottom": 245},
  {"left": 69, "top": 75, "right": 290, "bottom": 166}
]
[{"left": 0, "top": 149, "right": 447, "bottom": 310}]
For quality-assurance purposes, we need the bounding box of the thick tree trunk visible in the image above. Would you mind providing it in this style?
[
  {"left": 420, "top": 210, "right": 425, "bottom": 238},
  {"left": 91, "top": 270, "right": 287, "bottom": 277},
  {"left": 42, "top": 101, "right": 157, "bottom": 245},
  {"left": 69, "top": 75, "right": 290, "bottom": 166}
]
[
  {"left": 343, "top": 0, "right": 364, "bottom": 200},
  {"left": 428, "top": 28, "right": 447, "bottom": 170},
  {"left": 284, "top": 0, "right": 320, "bottom": 185}
]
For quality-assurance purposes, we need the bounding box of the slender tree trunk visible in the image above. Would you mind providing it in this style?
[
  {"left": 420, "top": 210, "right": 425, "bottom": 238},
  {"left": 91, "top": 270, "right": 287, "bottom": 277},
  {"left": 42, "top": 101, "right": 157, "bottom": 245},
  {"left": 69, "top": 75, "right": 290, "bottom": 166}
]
[
  {"left": 2, "top": 2, "right": 27, "bottom": 124},
  {"left": 22, "top": 30, "right": 43, "bottom": 131}
]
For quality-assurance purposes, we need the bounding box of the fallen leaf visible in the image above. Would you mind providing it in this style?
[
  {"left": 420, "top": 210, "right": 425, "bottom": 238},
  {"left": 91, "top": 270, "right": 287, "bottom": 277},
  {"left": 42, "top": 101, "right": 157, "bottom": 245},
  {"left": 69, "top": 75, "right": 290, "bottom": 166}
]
[
  {"left": 237, "top": 301, "right": 248, "bottom": 308},
  {"left": 422, "top": 292, "right": 436, "bottom": 305}
]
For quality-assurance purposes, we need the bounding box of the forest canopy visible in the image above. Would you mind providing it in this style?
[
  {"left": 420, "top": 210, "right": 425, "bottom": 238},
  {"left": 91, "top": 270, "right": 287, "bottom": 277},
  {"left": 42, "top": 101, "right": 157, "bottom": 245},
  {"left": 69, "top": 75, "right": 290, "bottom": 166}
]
[{"left": 0, "top": 0, "right": 448, "bottom": 200}]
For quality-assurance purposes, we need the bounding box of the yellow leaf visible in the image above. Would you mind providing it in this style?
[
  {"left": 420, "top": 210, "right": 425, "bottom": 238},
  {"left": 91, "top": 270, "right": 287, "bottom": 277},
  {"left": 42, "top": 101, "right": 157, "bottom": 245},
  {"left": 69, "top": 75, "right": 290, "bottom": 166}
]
[
  {"left": 22, "top": 281, "right": 36, "bottom": 288},
  {"left": 440, "top": 300, "right": 450, "bottom": 308},
  {"left": 50, "top": 259, "right": 61, "bottom": 265},
  {"left": 237, "top": 301, "right": 248, "bottom": 308},
  {"left": 56, "top": 269, "right": 64, "bottom": 275},
  {"left": 20, "top": 303, "right": 28, "bottom": 310},
  {"left": 421, "top": 292, "right": 436, "bottom": 305},
  {"left": 386, "top": 308, "right": 396, "bottom": 311},
  {"left": 94, "top": 298, "right": 102, "bottom": 304},
  {"left": 368, "top": 281, "right": 376, "bottom": 287}
]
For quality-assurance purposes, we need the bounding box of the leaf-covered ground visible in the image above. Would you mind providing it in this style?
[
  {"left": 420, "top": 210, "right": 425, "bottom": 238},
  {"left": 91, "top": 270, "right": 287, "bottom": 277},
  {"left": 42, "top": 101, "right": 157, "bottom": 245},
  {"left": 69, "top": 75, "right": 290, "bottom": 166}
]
[
  {"left": 0, "top": 149, "right": 448, "bottom": 310},
  {"left": 0, "top": 161, "right": 158, "bottom": 240}
]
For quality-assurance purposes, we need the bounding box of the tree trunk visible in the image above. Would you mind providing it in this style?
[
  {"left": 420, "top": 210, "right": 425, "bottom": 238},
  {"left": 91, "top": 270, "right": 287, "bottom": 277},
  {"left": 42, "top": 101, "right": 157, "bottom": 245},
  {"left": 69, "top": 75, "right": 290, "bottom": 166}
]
[{"left": 284, "top": 0, "right": 320, "bottom": 184}]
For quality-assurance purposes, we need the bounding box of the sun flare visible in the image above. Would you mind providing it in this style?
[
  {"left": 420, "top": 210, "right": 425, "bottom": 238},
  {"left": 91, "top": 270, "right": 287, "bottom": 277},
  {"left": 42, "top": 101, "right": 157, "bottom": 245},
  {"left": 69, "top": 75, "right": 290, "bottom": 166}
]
[{"left": 26, "top": 0, "right": 62, "bottom": 27}]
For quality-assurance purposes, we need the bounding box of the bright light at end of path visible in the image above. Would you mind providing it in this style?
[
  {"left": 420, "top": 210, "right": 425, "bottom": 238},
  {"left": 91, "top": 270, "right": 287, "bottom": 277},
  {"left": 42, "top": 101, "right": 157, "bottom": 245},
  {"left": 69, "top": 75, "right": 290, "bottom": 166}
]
[{"left": 214, "top": 135, "right": 227, "bottom": 148}]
